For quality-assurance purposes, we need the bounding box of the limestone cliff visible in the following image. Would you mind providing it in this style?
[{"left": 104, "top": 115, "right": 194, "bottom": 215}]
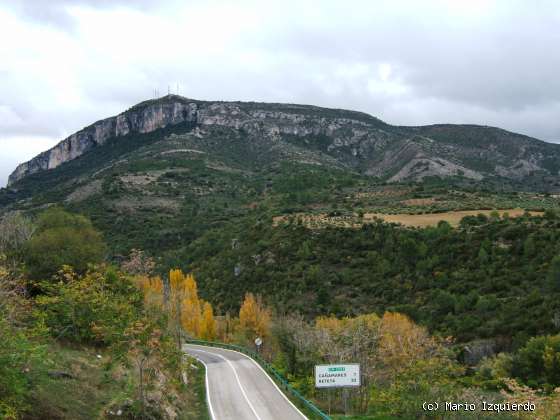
[
  {"left": 7, "top": 95, "right": 560, "bottom": 186},
  {"left": 8, "top": 95, "right": 387, "bottom": 186},
  {"left": 8, "top": 96, "right": 198, "bottom": 186}
]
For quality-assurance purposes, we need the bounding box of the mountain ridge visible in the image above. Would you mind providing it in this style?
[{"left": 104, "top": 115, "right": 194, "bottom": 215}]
[{"left": 7, "top": 94, "right": 560, "bottom": 187}]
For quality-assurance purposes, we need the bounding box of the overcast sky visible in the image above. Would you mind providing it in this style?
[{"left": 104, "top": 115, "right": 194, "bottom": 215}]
[{"left": 1, "top": 0, "right": 560, "bottom": 186}]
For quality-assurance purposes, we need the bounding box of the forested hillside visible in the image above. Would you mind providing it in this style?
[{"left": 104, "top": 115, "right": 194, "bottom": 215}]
[
  {"left": 182, "top": 211, "right": 560, "bottom": 347},
  {"left": 4, "top": 97, "right": 560, "bottom": 418}
]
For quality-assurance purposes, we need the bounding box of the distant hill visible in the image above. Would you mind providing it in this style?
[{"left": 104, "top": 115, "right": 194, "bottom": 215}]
[{"left": 7, "top": 95, "right": 560, "bottom": 188}]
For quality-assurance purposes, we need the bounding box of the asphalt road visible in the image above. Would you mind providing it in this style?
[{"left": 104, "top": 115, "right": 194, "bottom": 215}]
[{"left": 184, "top": 344, "right": 308, "bottom": 420}]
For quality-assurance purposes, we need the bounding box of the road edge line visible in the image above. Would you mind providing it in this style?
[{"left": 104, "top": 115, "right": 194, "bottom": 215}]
[
  {"left": 193, "top": 347, "right": 263, "bottom": 420},
  {"left": 187, "top": 352, "right": 217, "bottom": 420},
  {"left": 215, "top": 347, "right": 308, "bottom": 420}
]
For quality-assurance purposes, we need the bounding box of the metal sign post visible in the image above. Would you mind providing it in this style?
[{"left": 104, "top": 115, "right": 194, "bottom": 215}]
[
  {"left": 254, "top": 336, "right": 263, "bottom": 354},
  {"left": 315, "top": 363, "right": 360, "bottom": 416}
]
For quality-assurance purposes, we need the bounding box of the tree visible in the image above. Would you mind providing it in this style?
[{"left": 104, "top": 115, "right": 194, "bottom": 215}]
[
  {"left": 181, "top": 273, "right": 202, "bottom": 338},
  {"left": 200, "top": 302, "right": 216, "bottom": 340},
  {"left": 35, "top": 266, "right": 142, "bottom": 345},
  {"left": 513, "top": 334, "right": 560, "bottom": 388},
  {"left": 478, "top": 246, "right": 489, "bottom": 264},
  {"left": 238, "top": 293, "right": 271, "bottom": 341},
  {"left": 523, "top": 235, "right": 536, "bottom": 258},
  {"left": 150, "top": 269, "right": 210, "bottom": 342},
  {"left": 378, "top": 312, "right": 439, "bottom": 374},
  {"left": 0, "top": 212, "right": 35, "bottom": 266},
  {"left": 314, "top": 313, "right": 381, "bottom": 412},
  {"left": 121, "top": 249, "right": 155, "bottom": 276},
  {"left": 548, "top": 256, "right": 560, "bottom": 291},
  {"left": 134, "top": 275, "right": 165, "bottom": 309},
  {"left": 167, "top": 269, "right": 186, "bottom": 347},
  {"left": 25, "top": 208, "right": 106, "bottom": 280}
]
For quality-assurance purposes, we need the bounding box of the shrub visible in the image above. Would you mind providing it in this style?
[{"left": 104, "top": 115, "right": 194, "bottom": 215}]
[
  {"left": 25, "top": 208, "right": 106, "bottom": 280},
  {"left": 35, "top": 266, "right": 142, "bottom": 345}
]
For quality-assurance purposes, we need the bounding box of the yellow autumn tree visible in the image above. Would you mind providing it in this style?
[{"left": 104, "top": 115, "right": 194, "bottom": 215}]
[
  {"left": 134, "top": 275, "right": 164, "bottom": 308},
  {"left": 134, "top": 268, "right": 216, "bottom": 341},
  {"left": 200, "top": 301, "right": 217, "bottom": 340},
  {"left": 169, "top": 268, "right": 186, "bottom": 306},
  {"left": 181, "top": 273, "right": 202, "bottom": 337},
  {"left": 167, "top": 269, "right": 186, "bottom": 346},
  {"left": 314, "top": 313, "right": 381, "bottom": 413},
  {"left": 378, "top": 312, "right": 438, "bottom": 373},
  {"left": 238, "top": 293, "right": 270, "bottom": 341}
]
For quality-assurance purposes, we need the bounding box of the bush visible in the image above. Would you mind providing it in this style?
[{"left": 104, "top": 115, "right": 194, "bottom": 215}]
[
  {"left": 0, "top": 260, "right": 47, "bottom": 417},
  {"left": 35, "top": 266, "right": 142, "bottom": 345},
  {"left": 513, "top": 334, "right": 560, "bottom": 389},
  {"left": 25, "top": 208, "right": 106, "bottom": 280}
]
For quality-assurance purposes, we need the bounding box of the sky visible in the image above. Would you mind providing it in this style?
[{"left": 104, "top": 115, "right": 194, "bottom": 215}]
[{"left": 1, "top": 0, "right": 560, "bottom": 186}]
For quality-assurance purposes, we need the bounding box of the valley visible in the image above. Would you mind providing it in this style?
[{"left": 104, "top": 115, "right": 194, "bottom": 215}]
[{"left": 3, "top": 96, "right": 560, "bottom": 418}]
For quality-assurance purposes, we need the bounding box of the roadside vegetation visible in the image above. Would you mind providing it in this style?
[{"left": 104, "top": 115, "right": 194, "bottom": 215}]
[
  {"left": 0, "top": 209, "right": 205, "bottom": 419},
  {"left": 126, "top": 253, "right": 560, "bottom": 418}
]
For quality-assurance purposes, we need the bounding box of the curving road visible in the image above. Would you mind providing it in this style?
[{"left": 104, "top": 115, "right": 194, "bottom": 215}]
[{"left": 184, "top": 344, "right": 307, "bottom": 420}]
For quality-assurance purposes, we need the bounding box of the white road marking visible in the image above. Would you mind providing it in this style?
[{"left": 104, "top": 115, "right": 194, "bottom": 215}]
[
  {"left": 194, "top": 348, "right": 262, "bottom": 420},
  {"left": 188, "top": 353, "right": 217, "bottom": 420},
  {"left": 219, "top": 347, "right": 308, "bottom": 420}
]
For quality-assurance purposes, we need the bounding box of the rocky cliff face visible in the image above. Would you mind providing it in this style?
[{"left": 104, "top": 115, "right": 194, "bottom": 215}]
[
  {"left": 8, "top": 97, "right": 199, "bottom": 186},
  {"left": 8, "top": 95, "right": 560, "bottom": 186},
  {"left": 8, "top": 95, "right": 387, "bottom": 185}
]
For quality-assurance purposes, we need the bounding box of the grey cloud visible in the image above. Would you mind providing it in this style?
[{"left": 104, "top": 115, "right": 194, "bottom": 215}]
[
  {"left": 2, "top": 0, "right": 164, "bottom": 28},
  {"left": 249, "top": 1, "right": 560, "bottom": 112}
]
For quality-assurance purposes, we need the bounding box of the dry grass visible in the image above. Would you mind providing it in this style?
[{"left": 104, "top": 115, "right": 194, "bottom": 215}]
[
  {"left": 367, "top": 209, "right": 542, "bottom": 227},
  {"left": 274, "top": 209, "right": 544, "bottom": 229}
]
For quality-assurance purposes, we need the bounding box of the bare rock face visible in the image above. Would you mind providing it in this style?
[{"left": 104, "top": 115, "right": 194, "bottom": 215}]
[
  {"left": 8, "top": 96, "right": 199, "bottom": 186},
  {"left": 7, "top": 96, "right": 386, "bottom": 185},
  {"left": 7, "top": 94, "right": 560, "bottom": 186}
]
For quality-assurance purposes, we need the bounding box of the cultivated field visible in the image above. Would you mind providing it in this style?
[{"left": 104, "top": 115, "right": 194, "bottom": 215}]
[
  {"left": 364, "top": 208, "right": 542, "bottom": 227},
  {"left": 274, "top": 208, "right": 544, "bottom": 229}
]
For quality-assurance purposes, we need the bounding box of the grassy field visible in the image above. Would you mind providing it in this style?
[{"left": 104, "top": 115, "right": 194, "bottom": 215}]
[
  {"left": 274, "top": 208, "right": 544, "bottom": 229},
  {"left": 364, "top": 208, "right": 543, "bottom": 227}
]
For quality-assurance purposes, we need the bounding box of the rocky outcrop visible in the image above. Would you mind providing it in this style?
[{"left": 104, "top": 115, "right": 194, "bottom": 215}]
[
  {"left": 8, "top": 95, "right": 560, "bottom": 186},
  {"left": 8, "top": 96, "right": 198, "bottom": 186},
  {"left": 8, "top": 96, "right": 385, "bottom": 186}
]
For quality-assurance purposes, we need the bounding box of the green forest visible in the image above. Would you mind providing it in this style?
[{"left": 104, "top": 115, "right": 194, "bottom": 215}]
[{"left": 4, "top": 203, "right": 560, "bottom": 418}]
